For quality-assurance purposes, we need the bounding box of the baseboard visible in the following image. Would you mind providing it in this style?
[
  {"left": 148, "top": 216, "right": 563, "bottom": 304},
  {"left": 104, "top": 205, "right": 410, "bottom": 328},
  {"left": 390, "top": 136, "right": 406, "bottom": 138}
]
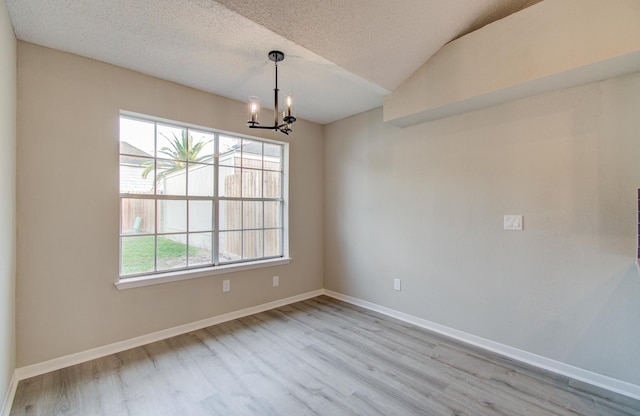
[
  {"left": 322, "top": 289, "right": 640, "bottom": 401},
  {"left": 1, "top": 371, "right": 19, "bottom": 416},
  {"left": 15, "top": 289, "right": 323, "bottom": 381},
  {"left": 11, "top": 287, "right": 640, "bottom": 406}
]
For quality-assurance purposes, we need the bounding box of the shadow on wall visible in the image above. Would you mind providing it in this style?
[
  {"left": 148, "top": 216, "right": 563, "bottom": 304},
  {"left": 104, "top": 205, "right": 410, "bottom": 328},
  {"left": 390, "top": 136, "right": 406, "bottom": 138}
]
[{"left": 528, "top": 264, "right": 640, "bottom": 384}]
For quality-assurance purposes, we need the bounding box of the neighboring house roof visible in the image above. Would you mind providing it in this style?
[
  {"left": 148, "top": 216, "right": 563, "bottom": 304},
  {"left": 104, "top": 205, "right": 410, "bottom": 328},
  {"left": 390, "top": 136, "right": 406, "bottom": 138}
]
[
  {"left": 120, "top": 142, "right": 152, "bottom": 166},
  {"left": 122, "top": 140, "right": 278, "bottom": 166},
  {"left": 222, "top": 141, "right": 280, "bottom": 158},
  {"left": 121, "top": 141, "right": 152, "bottom": 157}
]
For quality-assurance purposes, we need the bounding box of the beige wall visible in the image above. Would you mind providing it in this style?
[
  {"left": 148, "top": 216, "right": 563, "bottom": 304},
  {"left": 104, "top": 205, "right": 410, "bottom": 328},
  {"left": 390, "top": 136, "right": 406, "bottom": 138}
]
[
  {"left": 0, "top": 0, "right": 17, "bottom": 409},
  {"left": 16, "top": 42, "right": 324, "bottom": 366},
  {"left": 325, "top": 73, "right": 640, "bottom": 384}
]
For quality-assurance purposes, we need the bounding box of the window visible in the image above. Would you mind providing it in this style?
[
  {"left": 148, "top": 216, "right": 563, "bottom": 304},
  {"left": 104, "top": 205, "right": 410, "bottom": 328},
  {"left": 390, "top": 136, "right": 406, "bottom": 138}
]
[{"left": 119, "top": 113, "right": 287, "bottom": 280}]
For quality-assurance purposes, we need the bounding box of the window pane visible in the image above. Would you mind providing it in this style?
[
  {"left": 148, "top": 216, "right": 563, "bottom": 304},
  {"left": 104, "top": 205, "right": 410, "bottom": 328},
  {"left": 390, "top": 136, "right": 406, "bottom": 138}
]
[
  {"left": 189, "top": 200, "right": 212, "bottom": 232},
  {"left": 264, "top": 229, "right": 282, "bottom": 257},
  {"left": 188, "top": 232, "right": 212, "bottom": 266},
  {"left": 219, "top": 231, "right": 242, "bottom": 263},
  {"left": 189, "top": 130, "right": 215, "bottom": 163},
  {"left": 219, "top": 166, "right": 241, "bottom": 197},
  {"left": 242, "top": 169, "right": 262, "bottom": 198},
  {"left": 121, "top": 235, "right": 155, "bottom": 275},
  {"left": 242, "top": 140, "right": 262, "bottom": 169},
  {"left": 243, "top": 201, "right": 263, "bottom": 229},
  {"left": 156, "top": 124, "right": 187, "bottom": 160},
  {"left": 187, "top": 163, "right": 214, "bottom": 197},
  {"left": 120, "top": 117, "right": 155, "bottom": 156},
  {"left": 121, "top": 199, "right": 155, "bottom": 234},
  {"left": 264, "top": 143, "right": 282, "bottom": 171},
  {"left": 156, "top": 235, "right": 187, "bottom": 271},
  {"left": 219, "top": 135, "right": 241, "bottom": 166},
  {"left": 219, "top": 200, "right": 241, "bottom": 231},
  {"left": 264, "top": 201, "right": 281, "bottom": 229},
  {"left": 157, "top": 200, "right": 187, "bottom": 233},
  {"left": 243, "top": 230, "right": 263, "bottom": 260},
  {"left": 120, "top": 156, "right": 155, "bottom": 195},
  {"left": 157, "top": 160, "right": 187, "bottom": 196},
  {"left": 263, "top": 171, "right": 281, "bottom": 198}
]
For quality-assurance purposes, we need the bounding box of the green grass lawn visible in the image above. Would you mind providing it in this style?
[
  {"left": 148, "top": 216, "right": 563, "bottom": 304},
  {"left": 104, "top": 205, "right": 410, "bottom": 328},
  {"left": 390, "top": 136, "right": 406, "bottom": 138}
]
[{"left": 121, "top": 236, "right": 202, "bottom": 275}]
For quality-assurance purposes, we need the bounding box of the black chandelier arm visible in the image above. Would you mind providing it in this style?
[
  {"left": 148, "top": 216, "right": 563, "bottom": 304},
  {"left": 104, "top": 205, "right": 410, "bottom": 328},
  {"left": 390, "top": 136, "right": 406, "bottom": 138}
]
[{"left": 247, "top": 121, "right": 293, "bottom": 135}]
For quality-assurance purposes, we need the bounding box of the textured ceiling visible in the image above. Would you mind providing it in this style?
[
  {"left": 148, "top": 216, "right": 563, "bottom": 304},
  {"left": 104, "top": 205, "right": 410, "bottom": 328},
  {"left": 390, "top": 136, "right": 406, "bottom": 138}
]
[{"left": 5, "top": 0, "right": 540, "bottom": 125}]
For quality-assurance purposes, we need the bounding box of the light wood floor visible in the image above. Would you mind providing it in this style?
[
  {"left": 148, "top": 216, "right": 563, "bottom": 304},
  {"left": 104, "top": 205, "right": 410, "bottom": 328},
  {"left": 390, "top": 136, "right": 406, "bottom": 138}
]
[{"left": 10, "top": 296, "right": 640, "bottom": 415}]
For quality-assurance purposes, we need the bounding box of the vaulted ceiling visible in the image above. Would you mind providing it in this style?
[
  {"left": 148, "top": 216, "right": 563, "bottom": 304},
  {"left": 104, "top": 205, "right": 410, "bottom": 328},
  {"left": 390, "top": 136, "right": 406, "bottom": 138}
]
[{"left": 6, "top": 0, "right": 540, "bottom": 124}]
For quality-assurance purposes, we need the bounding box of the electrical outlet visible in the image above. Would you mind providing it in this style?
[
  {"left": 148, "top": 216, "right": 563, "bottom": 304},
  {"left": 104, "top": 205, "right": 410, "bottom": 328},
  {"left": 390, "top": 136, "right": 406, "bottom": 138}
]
[
  {"left": 223, "top": 279, "right": 230, "bottom": 292},
  {"left": 273, "top": 275, "right": 279, "bottom": 287},
  {"left": 394, "top": 278, "right": 401, "bottom": 291}
]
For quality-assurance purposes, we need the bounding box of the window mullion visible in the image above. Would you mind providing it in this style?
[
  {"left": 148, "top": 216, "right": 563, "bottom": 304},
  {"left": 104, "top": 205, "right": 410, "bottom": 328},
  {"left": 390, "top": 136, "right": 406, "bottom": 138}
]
[
  {"left": 261, "top": 145, "right": 265, "bottom": 258},
  {"left": 280, "top": 143, "right": 284, "bottom": 257},
  {"left": 213, "top": 132, "right": 220, "bottom": 265},
  {"left": 153, "top": 122, "right": 158, "bottom": 273},
  {"left": 185, "top": 128, "right": 190, "bottom": 268},
  {"left": 240, "top": 194, "right": 244, "bottom": 261}
]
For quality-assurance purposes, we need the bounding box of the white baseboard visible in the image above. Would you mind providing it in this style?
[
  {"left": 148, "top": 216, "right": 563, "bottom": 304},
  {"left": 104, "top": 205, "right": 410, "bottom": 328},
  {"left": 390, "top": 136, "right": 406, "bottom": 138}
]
[
  {"left": 322, "top": 289, "right": 640, "bottom": 401},
  {"left": 14, "top": 289, "right": 323, "bottom": 381},
  {"left": 7, "top": 287, "right": 639, "bottom": 411},
  {"left": 1, "top": 371, "right": 19, "bottom": 416}
]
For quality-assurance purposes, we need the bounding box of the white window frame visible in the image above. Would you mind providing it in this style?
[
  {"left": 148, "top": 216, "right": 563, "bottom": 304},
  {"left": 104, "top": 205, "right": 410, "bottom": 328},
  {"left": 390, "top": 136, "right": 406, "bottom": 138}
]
[{"left": 116, "top": 111, "right": 290, "bottom": 290}]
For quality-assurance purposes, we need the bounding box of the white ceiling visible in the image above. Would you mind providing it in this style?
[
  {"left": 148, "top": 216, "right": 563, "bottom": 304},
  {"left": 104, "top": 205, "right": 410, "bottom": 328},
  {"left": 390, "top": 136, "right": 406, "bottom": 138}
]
[{"left": 5, "top": 0, "right": 540, "bottom": 125}]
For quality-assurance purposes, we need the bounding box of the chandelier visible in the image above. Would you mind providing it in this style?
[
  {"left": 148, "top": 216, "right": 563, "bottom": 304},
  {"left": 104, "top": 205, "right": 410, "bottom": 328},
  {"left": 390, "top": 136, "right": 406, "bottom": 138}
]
[{"left": 247, "top": 51, "right": 296, "bottom": 135}]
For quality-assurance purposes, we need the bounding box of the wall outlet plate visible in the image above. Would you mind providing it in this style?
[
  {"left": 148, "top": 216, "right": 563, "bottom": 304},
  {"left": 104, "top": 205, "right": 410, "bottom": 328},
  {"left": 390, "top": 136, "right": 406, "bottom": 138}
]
[
  {"left": 273, "top": 275, "right": 279, "bottom": 287},
  {"left": 393, "top": 278, "right": 401, "bottom": 291},
  {"left": 223, "top": 279, "right": 230, "bottom": 292}
]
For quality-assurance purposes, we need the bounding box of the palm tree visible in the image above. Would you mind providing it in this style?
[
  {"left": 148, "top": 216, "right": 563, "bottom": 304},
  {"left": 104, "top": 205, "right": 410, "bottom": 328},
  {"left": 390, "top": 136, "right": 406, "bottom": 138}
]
[{"left": 141, "top": 130, "right": 211, "bottom": 182}]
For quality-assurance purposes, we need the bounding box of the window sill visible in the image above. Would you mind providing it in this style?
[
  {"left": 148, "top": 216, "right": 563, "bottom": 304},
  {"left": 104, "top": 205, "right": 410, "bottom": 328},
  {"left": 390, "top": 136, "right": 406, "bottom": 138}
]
[{"left": 115, "top": 257, "right": 292, "bottom": 290}]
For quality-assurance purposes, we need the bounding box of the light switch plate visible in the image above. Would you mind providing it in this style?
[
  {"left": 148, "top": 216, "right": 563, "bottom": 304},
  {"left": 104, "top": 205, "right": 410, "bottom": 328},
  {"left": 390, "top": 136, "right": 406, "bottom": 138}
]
[{"left": 504, "top": 215, "right": 523, "bottom": 231}]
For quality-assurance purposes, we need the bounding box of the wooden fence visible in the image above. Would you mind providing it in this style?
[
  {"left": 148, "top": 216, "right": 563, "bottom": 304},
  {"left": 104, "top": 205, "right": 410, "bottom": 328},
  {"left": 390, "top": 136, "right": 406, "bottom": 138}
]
[{"left": 121, "top": 166, "right": 282, "bottom": 260}]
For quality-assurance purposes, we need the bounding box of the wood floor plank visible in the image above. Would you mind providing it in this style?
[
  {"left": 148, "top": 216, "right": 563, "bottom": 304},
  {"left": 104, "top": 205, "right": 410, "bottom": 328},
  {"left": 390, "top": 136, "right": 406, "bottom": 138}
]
[{"left": 10, "top": 296, "right": 640, "bottom": 415}]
